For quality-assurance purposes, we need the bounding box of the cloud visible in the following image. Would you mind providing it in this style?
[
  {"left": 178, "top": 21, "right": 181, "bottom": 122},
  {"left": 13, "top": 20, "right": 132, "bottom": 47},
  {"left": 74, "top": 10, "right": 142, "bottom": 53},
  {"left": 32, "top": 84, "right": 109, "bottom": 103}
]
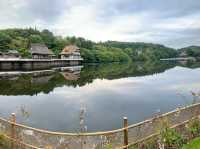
[{"left": 0, "top": 0, "right": 200, "bottom": 48}]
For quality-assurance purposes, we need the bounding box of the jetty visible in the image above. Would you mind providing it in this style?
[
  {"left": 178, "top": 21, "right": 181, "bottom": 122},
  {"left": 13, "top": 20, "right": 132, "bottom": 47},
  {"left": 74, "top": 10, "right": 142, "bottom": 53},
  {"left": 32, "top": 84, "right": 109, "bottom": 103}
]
[
  {"left": 160, "top": 57, "right": 196, "bottom": 61},
  {"left": 0, "top": 58, "right": 83, "bottom": 71}
]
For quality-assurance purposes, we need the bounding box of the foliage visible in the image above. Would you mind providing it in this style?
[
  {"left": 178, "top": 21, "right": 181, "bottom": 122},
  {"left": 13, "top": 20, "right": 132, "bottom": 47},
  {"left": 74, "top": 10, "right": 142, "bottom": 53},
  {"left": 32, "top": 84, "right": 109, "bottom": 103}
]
[
  {"left": 179, "top": 46, "right": 200, "bottom": 57},
  {"left": 0, "top": 28, "right": 179, "bottom": 62},
  {"left": 182, "top": 137, "right": 200, "bottom": 149},
  {"left": 29, "top": 34, "right": 43, "bottom": 44},
  {"left": 187, "top": 118, "right": 200, "bottom": 137},
  {"left": 105, "top": 144, "right": 113, "bottom": 149},
  {"left": 140, "top": 138, "right": 158, "bottom": 149},
  {"left": 17, "top": 48, "right": 31, "bottom": 58},
  {"left": 102, "top": 41, "right": 178, "bottom": 61},
  {"left": 0, "top": 32, "right": 11, "bottom": 51},
  {"left": 160, "top": 127, "right": 184, "bottom": 148}
]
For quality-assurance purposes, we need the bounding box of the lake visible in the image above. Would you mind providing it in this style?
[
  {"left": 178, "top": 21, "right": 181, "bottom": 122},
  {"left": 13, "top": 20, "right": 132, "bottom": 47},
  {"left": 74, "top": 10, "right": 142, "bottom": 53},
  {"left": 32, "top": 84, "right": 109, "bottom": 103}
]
[{"left": 0, "top": 61, "right": 200, "bottom": 133}]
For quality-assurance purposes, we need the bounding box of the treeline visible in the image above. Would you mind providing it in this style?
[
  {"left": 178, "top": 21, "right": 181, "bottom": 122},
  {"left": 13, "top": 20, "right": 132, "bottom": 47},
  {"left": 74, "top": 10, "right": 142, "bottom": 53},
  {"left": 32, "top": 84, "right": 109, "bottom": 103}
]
[
  {"left": 0, "top": 28, "right": 183, "bottom": 62},
  {"left": 178, "top": 46, "right": 200, "bottom": 58}
]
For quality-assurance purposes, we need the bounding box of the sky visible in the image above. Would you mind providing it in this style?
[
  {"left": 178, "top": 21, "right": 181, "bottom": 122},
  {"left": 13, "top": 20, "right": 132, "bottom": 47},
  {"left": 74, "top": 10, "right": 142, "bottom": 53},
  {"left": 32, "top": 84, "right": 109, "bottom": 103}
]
[{"left": 0, "top": 0, "right": 200, "bottom": 48}]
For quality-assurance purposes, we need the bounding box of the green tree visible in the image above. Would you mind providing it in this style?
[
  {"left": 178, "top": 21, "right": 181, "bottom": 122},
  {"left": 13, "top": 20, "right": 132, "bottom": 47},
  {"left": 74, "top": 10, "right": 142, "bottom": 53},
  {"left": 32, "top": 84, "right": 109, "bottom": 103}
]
[
  {"left": 0, "top": 32, "right": 11, "bottom": 51},
  {"left": 29, "top": 35, "right": 43, "bottom": 43},
  {"left": 18, "top": 48, "right": 31, "bottom": 58},
  {"left": 41, "top": 29, "right": 55, "bottom": 48}
]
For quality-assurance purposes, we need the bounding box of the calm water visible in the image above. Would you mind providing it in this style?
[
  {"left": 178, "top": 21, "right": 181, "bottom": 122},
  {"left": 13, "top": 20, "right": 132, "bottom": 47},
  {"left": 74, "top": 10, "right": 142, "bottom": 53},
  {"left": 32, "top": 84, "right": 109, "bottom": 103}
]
[{"left": 0, "top": 61, "right": 200, "bottom": 132}]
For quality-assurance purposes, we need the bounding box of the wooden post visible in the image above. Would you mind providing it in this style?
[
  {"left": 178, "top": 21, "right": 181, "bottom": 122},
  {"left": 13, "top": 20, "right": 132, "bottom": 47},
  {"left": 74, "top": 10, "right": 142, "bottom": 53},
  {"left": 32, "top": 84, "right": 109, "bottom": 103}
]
[
  {"left": 11, "top": 113, "right": 16, "bottom": 149},
  {"left": 123, "top": 117, "right": 128, "bottom": 149}
]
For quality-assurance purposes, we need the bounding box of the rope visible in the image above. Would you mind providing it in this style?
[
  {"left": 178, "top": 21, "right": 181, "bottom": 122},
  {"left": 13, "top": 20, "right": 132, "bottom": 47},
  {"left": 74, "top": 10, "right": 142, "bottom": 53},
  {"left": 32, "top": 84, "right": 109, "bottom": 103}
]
[
  {"left": 0, "top": 103, "right": 199, "bottom": 149},
  {"left": 127, "top": 102, "right": 200, "bottom": 129},
  {"left": 0, "top": 102, "right": 200, "bottom": 136}
]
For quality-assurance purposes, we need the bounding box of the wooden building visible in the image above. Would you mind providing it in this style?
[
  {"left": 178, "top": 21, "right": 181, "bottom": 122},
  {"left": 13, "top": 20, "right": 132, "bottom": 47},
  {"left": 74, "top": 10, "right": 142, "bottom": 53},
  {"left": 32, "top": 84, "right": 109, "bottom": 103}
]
[
  {"left": 30, "top": 43, "right": 54, "bottom": 59},
  {"left": 0, "top": 50, "right": 21, "bottom": 59},
  {"left": 60, "top": 45, "right": 82, "bottom": 59}
]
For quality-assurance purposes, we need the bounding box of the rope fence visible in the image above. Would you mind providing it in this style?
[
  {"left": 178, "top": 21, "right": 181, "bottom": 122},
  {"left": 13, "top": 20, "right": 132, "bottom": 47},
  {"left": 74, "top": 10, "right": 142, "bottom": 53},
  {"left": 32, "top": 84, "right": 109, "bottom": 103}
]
[{"left": 1, "top": 103, "right": 200, "bottom": 149}]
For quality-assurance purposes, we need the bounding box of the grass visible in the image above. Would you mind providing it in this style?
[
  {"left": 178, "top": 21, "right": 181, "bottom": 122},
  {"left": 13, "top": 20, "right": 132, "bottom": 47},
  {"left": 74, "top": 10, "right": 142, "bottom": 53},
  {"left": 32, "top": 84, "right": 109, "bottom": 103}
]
[{"left": 182, "top": 137, "right": 200, "bottom": 149}]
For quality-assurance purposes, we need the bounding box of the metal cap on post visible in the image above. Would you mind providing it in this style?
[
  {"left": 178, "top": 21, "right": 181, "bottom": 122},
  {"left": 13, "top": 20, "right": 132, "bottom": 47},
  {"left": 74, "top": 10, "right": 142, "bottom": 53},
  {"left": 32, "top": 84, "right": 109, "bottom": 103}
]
[
  {"left": 123, "top": 117, "right": 128, "bottom": 149},
  {"left": 11, "top": 113, "right": 16, "bottom": 123}
]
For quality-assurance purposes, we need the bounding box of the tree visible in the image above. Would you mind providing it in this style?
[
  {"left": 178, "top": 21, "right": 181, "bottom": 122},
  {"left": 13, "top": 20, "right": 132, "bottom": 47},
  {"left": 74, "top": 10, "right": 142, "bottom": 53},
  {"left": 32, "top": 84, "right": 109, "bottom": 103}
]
[
  {"left": 41, "top": 29, "right": 55, "bottom": 48},
  {"left": 29, "top": 35, "right": 43, "bottom": 43},
  {"left": 0, "top": 32, "right": 11, "bottom": 51},
  {"left": 18, "top": 48, "right": 31, "bottom": 58}
]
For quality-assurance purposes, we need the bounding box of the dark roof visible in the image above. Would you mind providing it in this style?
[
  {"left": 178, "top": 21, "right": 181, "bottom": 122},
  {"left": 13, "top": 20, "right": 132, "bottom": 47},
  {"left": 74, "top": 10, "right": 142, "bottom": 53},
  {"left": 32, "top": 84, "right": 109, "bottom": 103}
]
[
  {"left": 60, "top": 45, "right": 80, "bottom": 55},
  {"left": 30, "top": 43, "right": 54, "bottom": 55}
]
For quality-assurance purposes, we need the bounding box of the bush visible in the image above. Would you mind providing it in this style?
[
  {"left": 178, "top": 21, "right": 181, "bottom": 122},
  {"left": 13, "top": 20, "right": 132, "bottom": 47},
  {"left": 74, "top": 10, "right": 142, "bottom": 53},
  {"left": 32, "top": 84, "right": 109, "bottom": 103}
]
[
  {"left": 18, "top": 48, "right": 31, "bottom": 58},
  {"left": 160, "top": 127, "right": 184, "bottom": 148},
  {"left": 187, "top": 118, "right": 200, "bottom": 138}
]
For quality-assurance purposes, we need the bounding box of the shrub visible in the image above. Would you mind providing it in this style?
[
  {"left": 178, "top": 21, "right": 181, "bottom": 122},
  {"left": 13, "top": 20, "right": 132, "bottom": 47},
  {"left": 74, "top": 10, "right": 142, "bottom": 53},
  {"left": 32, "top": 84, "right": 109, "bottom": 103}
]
[
  {"left": 160, "top": 127, "right": 184, "bottom": 148},
  {"left": 187, "top": 118, "right": 200, "bottom": 138}
]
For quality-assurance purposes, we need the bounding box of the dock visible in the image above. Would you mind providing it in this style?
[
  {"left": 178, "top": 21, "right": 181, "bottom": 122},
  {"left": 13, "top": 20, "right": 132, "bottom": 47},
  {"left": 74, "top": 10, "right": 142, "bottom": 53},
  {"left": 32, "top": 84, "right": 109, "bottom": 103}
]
[
  {"left": 160, "top": 57, "right": 196, "bottom": 61},
  {"left": 0, "top": 58, "right": 83, "bottom": 71}
]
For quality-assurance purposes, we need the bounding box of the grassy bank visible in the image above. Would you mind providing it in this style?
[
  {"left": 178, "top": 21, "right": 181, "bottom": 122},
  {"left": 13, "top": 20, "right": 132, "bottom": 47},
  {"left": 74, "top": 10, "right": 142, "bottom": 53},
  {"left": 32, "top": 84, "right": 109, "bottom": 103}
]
[{"left": 182, "top": 137, "right": 200, "bottom": 149}]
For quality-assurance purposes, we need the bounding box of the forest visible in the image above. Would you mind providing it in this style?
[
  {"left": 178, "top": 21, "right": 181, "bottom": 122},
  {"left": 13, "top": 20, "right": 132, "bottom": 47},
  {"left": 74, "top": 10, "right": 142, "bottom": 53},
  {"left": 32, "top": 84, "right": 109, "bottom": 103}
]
[{"left": 0, "top": 28, "right": 198, "bottom": 63}]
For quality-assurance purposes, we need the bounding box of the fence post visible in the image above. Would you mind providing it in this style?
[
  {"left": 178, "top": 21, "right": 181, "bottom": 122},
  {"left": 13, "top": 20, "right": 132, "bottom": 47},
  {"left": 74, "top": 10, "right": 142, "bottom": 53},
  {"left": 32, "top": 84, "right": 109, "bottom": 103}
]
[
  {"left": 11, "top": 113, "right": 16, "bottom": 149},
  {"left": 123, "top": 117, "right": 128, "bottom": 149}
]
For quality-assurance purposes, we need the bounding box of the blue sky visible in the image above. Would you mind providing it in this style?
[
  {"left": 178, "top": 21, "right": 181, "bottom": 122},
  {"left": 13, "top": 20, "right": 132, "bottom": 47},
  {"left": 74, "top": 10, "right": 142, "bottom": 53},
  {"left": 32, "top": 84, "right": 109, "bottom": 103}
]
[{"left": 0, "top": 0, "right": 200, "bottom": 48}]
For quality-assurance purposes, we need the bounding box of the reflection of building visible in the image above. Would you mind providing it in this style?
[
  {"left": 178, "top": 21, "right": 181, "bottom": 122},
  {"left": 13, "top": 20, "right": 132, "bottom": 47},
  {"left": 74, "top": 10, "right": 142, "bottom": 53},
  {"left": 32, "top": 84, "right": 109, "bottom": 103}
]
[
  {"left": 31, "top": 75, "right": 54, "bottom": 84},
  {"left": 61, "top": 72, "right": 80, "bottom": 81},
  {"left": 180, "top": 51, "right": 187, "bottom": 57},
  {"left": 0, "top": 50, "right": 21, "bottom": 59},
  {"left": 60, "top": 66, "right": 83, "bottom": 81},
  {"left": 60, "top": 45, "right": 82, "bottom": 59},
  {"left": 30, "top": 43, "right": 54, "bottom": 59}
]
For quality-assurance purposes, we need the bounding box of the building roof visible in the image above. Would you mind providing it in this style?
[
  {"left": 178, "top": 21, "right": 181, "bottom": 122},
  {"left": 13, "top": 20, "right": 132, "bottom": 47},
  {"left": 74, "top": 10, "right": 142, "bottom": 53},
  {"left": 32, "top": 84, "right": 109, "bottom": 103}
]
[
  {"left": 0, "top": 50, "right": 20, "bottom": 56},
  {"left": 61, "top": 72, "right": 80, "bottom": 81},
  {"left": 30, "top": 43, "right": 54, "bottom": 55},
  {"left": 7, "top": 50, "right": 20, "bottom": 55},
  {"left": 180, "top": 51, "right": 187, "bottom": 57},
  {"left": 60, "top": 45, "right": 80, "bottom": 55}
]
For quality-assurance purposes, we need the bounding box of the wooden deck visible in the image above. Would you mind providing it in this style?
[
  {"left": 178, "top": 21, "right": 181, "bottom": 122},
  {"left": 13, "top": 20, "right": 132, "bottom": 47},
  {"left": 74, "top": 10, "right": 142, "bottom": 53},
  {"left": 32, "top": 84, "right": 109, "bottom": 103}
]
[{"left": 0, "top": 58, "right": 83, "bottom": 71}]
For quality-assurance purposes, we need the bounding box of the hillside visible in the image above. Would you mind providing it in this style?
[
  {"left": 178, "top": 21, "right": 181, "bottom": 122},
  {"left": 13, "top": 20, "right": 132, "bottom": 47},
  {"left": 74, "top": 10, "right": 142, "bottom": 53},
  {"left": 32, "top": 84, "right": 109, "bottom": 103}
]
[
  {"left": 0, "top": 28, "right": 179, "bottom": 62},
  {"left": 178, "top": 46, "right": 200, "bottom": 57}
]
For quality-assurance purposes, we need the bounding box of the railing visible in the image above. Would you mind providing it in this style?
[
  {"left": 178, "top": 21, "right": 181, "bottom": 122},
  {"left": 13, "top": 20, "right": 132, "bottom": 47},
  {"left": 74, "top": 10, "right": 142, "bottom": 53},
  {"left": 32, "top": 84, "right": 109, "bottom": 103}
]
[{"left": 1, "top": 103, "right": 200, "bottom": 149}]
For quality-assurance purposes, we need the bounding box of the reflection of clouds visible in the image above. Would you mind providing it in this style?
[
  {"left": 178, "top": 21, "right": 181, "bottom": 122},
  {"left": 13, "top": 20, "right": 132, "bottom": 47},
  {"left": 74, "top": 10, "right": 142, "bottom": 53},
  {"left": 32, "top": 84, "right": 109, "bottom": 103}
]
[
  {"left": 0, "top": 65, "right": 199, "bottom": 131},
  {"left": 83, "top": 78, "right": 142, "bottom": 90},
  {"left": 162, "top": 83, "right": 200, "bottom": 91}
]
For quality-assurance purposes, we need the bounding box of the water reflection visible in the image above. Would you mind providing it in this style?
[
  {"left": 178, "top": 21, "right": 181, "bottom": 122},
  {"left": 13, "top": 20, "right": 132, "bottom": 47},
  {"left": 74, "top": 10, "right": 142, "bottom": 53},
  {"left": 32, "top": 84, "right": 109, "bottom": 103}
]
[
  {"left": 0, "top": 61, "right": 176, "bottom": 96},
  {"left": 0, "top": 61, "right": 199, "bottom": 132}
]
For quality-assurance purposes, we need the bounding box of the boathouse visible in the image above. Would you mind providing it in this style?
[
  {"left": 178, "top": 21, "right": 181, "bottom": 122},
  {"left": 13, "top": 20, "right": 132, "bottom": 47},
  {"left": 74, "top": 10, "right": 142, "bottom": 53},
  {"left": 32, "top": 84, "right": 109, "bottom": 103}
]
[
  {"left": 0, "top": 50, "right": 21, "bottom": 59},
  {"left": 60, "top": 45, "right": 82, "bottom": 59},
  {"left": 29, "top": 43, "right": 54, "bottom": 59}
]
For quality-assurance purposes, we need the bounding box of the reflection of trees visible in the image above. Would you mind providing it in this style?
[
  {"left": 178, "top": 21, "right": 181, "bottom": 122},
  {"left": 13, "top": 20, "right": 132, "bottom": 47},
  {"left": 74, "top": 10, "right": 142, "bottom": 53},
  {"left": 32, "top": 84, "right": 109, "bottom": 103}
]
[{"left": 0, "top": 61, "right": 199, "bottom": 96}]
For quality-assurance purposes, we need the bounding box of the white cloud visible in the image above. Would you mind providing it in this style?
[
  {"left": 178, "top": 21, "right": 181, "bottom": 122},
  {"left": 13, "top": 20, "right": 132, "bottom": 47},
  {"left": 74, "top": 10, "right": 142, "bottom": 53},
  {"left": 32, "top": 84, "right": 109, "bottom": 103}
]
[
  {"left": 0, "top": 0, "right": 200, "bottom": 48},
  {"left": 155, "top": 14, "right": 200, "bottom": 30}
]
